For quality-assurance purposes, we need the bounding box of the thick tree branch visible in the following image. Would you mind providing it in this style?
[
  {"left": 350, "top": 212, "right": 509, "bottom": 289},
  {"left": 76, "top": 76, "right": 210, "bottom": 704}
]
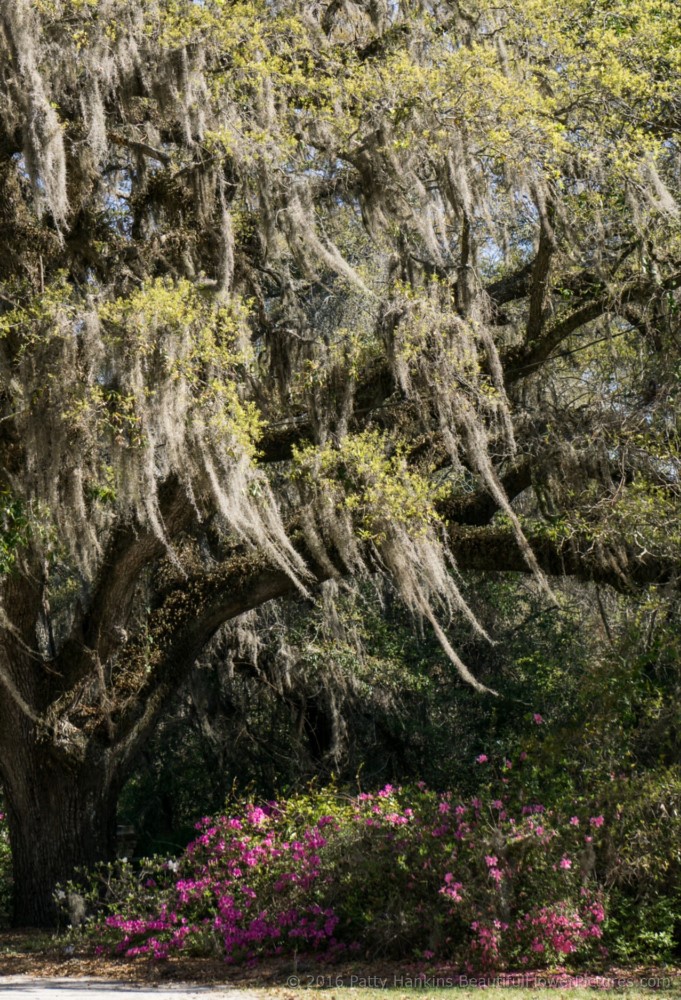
[
  {"left": 526, "top": 211, "right": 556, "bottom": 341},
  {"left": 448, "top": 524, "right": 680, "bottom": 592},
  {"left": 506, "top": 300, "right": 606, "bottom": 380},
  {"left": 56, "top": 478, "right": 196, "bottom": 693},
  {"left": 109, "top": 466, "right": 679, "bottom": 767},
  {"left": 111, "top": 555, "right": 296, "bottom": 770},
  {"left": 485, "top": 260, "right": 534, "bottom": 307},
  {"left": 506, "top": 270, "right": 681, "bottom": 381},
  {"left": 439, "top": 459, "right": 534, "bottom": 526},
  {"left": 109, "top": 132, "right": 171, "bottom": 166}
]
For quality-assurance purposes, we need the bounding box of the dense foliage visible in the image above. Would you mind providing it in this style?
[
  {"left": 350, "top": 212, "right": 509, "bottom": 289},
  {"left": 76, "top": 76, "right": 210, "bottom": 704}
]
[
  {"left": 59, "top": 766, "right": 681, "bottom": 969},
  {"left": 0, "top": 0, "right": 680, "bottom": 927},
  {"left": 118, "top": 576, "right": 681, "bottom": 844},
  {"left": 108, "top": 576, "right": 681, "bottom": 966},
  {"left": 60, "top": 782, "right": 609, "bottom": 970}
]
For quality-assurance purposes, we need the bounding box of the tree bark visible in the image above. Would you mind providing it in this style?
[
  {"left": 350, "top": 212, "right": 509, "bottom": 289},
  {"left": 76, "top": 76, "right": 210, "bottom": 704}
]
[{"left": 1, "top": 731, "right": 119, "bottom": 927}]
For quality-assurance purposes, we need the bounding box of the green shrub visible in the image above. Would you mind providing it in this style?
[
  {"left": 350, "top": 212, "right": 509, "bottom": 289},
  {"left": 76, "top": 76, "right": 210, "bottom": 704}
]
[
  {"left": 64, "top": 781, "right": 607, "bottom": 969},
  {"left": 600, "top": 769, "right": 681, "bottom": 964}
]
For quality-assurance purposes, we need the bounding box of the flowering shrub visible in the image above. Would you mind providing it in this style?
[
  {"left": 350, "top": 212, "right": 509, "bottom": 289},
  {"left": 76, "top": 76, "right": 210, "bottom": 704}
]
[{"left": 66, "top": 781, "right": 607, "bottom": 970}]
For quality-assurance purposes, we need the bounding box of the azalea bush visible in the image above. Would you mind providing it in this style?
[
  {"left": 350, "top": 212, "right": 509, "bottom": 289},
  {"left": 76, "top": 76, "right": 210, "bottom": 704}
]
[{"left": 62, "top": 778, "right": 608, "bottom": 970}]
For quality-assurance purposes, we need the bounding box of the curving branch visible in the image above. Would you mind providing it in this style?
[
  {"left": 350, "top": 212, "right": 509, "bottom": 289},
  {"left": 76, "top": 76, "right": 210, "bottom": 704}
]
[
  {"left": 56, "top": 478, "right": 197, "bottom": 693},
  {"left": 111, "top": 555, "right": 296, "bottom": 771},
  {"left": 108, "top": 465, "right": 678, "bottom": 768}
]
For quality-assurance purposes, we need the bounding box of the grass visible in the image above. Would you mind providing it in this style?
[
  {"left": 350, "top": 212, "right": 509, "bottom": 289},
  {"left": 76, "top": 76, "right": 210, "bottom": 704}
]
[
  {"left": 283, "top": 990, "right": 679, "bottom": 1000},
  {"left": 278, "top": 972, "right": 681, "bottom": 999}
]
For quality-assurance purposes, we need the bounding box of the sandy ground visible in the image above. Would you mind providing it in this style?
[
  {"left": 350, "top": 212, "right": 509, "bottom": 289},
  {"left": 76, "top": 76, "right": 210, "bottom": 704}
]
[{"left": 0, "top": 977, "right": 261, "bottom": 998}]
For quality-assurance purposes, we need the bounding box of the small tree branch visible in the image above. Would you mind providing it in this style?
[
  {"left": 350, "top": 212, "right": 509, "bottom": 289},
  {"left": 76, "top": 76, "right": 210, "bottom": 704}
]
[
  {"left": 109, "top": 132, "right": 171, "bottom": 166},
  {"left": 506, "top": 300, "right": 606, "bottom": 380}
]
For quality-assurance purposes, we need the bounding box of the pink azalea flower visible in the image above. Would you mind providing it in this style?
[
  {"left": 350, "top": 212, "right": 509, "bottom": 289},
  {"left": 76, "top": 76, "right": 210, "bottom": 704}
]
[
  {"left": 590, "top": 815, "right": 605, "bottom": 828},
  {"left": 475, "top": 754, "right": 488, "bottom": 764},
  {"left": 533, "top": 713, "right": 544, "bottom": 724},
  {"left": 570, "top": 816, "right": 580, "bottom": 826},
  {"left": 560, "top": 856, "right": 572, "bottom": 869}
]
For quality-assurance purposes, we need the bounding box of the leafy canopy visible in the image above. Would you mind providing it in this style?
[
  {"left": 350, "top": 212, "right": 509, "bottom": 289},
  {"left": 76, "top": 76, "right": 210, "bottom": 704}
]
[{"left": 0, "top": 0, "right": 679, "bottom": 689}]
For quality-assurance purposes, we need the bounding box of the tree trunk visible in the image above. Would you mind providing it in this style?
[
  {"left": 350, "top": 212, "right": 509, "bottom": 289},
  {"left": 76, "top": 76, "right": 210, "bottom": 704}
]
[{"left": 2, "top": 740, "right": 119, "bottom": 927}]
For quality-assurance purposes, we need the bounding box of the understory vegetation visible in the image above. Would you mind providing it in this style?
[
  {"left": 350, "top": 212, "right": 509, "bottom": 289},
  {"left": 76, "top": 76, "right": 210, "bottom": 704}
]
[
  {"left": 52, "top": 767, "right": 681, "bottom": 969},
  {"left": 3, "top": 574, "right": 679, "bottom": 969},
  {"left": 58, "top": 784, "right": 611, "bottom": 968}
]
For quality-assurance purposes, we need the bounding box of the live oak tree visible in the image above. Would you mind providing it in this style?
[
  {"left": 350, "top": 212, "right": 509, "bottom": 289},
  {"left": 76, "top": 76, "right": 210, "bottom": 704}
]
[{"left": 0, "top": 0, "right": 680, "bottom": 924}]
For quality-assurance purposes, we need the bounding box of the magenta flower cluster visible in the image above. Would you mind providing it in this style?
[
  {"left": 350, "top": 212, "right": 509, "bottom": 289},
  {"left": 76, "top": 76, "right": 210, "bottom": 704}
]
[{"left": 85, "top": 778, "right": 609, "bottom": 971}]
